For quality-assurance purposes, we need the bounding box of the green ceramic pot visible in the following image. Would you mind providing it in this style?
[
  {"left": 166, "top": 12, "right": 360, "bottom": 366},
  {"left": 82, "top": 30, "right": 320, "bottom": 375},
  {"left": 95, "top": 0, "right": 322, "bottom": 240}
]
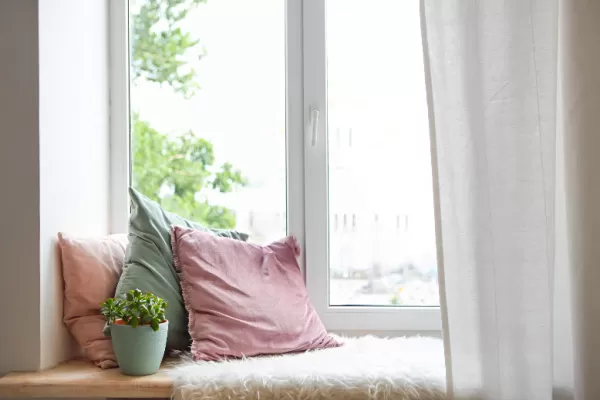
[{"left": 111, "top": 320, "right": 169, "bottom": 376}]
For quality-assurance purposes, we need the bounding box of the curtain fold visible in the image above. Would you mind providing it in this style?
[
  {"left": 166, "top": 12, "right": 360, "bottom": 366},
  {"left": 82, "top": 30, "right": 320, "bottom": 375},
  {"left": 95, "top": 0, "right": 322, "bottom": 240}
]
[{"left": 422, "top": 0, "right": 600, "bottom": 398}]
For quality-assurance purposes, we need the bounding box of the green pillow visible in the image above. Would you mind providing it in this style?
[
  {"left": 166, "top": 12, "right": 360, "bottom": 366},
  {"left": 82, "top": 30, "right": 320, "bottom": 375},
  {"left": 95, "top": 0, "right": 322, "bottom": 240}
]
[{"left": 116, "top": 188, "right": 248, "bottom": 350}]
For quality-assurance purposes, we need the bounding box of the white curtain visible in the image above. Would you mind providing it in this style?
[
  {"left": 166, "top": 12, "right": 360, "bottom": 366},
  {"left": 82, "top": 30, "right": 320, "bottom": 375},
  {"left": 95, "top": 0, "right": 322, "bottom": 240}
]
[{"left": 422, "top": 1, "right": 600, "bottom": 399}]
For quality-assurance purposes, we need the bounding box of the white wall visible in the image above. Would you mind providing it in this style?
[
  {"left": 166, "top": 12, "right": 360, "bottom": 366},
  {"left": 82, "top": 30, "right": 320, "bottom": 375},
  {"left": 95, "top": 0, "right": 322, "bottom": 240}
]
[
  {"left": 38, "top": 0, "right": 111, "bottom": 370},
  {"left": 0, "top": 0, "right": 111, "bottom": 375}
]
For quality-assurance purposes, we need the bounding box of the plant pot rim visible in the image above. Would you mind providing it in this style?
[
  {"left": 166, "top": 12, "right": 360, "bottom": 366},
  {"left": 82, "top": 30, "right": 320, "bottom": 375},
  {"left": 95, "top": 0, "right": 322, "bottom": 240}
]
[{"left": 113, "top": 319, "right": 168, "bottom": 326}]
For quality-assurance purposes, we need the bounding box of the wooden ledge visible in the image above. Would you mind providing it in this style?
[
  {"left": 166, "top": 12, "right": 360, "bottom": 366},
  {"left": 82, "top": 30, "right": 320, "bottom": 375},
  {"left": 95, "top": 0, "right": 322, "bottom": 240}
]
[{"left": 0, "top": 359, "right": 174, "bottom": 398}]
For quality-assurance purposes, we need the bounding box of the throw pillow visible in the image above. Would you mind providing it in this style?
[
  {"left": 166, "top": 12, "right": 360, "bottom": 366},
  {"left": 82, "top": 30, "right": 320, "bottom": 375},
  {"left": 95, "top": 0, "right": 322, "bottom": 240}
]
[
  {"left": 171, "top": 225, "right": 341, "bottom": 361},
  {"left": 116, "top": 188, "right": 248, "bottom": 350},
  {"left": 58, "top": 232, "right": 128, "bottom": 369}
]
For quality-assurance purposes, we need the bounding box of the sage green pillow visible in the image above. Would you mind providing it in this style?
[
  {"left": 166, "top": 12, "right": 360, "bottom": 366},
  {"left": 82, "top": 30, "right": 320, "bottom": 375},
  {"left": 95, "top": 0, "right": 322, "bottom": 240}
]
[{"left": 116, "top": 188, "right": 248, "bottom": 350}]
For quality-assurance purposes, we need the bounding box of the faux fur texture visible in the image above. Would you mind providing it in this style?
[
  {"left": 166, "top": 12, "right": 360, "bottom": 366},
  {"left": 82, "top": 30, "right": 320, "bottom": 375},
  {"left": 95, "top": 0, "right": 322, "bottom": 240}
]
[{"left": 167, "top": 335, "right": 446, "bottom": 400}]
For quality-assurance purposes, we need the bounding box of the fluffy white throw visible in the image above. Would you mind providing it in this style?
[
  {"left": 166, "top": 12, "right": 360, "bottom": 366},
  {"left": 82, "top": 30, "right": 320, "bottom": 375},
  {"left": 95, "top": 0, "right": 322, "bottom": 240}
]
[{"left": 167, "top": 335, "right": 446, "bottom": 399}]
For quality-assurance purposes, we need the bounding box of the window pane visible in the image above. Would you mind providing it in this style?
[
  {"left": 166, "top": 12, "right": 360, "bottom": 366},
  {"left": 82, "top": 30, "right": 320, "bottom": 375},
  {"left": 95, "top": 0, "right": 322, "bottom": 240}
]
[
  {"left": 327, "top": 0, "right": 439, "bottom": 306},
  {"left": 129, "top": 0, "right": 286, "bottom": 244}
]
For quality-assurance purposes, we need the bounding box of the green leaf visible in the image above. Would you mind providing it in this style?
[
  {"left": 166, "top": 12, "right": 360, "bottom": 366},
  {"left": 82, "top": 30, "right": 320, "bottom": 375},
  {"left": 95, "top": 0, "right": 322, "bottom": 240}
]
[{"left": 151, "top": 320, "right": 159, "bottom": 331}]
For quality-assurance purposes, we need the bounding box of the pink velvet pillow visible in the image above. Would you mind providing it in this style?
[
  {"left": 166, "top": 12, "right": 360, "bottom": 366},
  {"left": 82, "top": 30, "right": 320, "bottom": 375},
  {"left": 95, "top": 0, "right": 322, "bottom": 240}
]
[
  {"left": 58, "top": 232, "right": 128, "bottom": 368},
  {"left": 171, "top": 225, "right": 340, "bottom": 361}
]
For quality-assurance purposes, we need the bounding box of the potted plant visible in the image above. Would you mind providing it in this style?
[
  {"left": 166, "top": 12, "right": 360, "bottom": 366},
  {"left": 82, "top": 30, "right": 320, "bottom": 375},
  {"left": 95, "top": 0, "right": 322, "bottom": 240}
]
[{"left": 101, "top": 289, "right": 168, "bottom": 376}]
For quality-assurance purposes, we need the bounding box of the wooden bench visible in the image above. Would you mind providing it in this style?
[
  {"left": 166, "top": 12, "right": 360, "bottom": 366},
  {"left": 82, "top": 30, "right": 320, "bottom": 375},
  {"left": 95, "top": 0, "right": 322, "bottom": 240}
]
[{"left": 0, "top": 359, "right": 174, "bottom": 398}]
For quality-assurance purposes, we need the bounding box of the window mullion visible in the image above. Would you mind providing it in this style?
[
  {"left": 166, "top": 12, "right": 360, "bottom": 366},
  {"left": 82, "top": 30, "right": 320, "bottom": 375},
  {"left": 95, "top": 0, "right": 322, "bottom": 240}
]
[
  {"left": 285, "top": 0, "right": 306, "bottom": 276},
  {"left": 302, "top": 0, "right": 329, "bottom": 318}
]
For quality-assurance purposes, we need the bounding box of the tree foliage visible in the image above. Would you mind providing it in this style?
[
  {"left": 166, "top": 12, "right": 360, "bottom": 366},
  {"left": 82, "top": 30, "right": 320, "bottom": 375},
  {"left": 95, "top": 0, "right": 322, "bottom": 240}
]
[
  {"left": 131, "top": 0, "right": 246, "bottom": 228},
  {"left": 132, "top": 0, "right": 205, "bottom": 98}
]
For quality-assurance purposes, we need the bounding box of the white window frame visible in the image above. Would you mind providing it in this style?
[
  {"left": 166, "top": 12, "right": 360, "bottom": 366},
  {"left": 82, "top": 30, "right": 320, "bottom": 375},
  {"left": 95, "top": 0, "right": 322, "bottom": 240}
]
[
  {"left": 108, "top": 0, "right": 130, "bottom": 235},
  {"left": 109, "top": 0, "right": 441, "bottom": 332}
]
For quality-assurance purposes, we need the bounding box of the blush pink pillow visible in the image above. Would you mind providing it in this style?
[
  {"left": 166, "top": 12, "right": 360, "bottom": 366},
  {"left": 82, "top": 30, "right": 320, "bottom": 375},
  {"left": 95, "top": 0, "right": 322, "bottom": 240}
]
[
  {"left": 58, "top": 232, "right": 128, "bottom": 368},
  {"left": 171, "top": 225, "right": 340, "bottom": 361}
]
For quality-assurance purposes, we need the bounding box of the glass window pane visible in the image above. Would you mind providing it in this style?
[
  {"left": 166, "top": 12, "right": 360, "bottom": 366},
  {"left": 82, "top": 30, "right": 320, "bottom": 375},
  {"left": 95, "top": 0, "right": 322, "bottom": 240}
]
[
  {"left": 129, "top": 0, "right": 286, "bottom": 244},
  {"left": 327, "top": 0, "right": 439, "bottom": 306}
]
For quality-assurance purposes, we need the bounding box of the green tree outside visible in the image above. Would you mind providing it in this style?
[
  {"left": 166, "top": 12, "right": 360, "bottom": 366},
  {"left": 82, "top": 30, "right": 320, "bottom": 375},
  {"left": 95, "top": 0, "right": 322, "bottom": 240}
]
[{"left": 130, "top": 0, "right": 246, "bottom": 229}]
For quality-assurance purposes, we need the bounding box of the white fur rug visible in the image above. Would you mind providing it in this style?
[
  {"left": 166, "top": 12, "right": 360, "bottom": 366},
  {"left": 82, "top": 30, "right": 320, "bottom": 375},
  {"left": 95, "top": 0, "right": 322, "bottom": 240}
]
[{"left": 167, "top": 335, "right": 446, "bottom": 400}]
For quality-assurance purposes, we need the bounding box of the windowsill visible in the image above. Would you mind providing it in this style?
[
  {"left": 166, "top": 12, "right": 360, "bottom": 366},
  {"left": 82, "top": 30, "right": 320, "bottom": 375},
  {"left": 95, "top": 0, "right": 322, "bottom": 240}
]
[
  {"left": 0, "top": 358, "right": 173, "bottom": 398},
  {"left": 0, "top": 333, "right": 445, "bottom": 398}
]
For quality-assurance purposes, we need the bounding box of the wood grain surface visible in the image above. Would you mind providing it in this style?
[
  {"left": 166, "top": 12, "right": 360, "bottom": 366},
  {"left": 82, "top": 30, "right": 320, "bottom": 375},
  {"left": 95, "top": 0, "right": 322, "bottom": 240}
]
[{"left": 0, "top": 358, "right": 174, "bottom": 398}]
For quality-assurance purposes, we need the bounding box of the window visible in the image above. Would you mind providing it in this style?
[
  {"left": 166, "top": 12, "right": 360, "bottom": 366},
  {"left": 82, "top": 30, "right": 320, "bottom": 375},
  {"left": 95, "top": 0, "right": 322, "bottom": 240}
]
[
  {"left": 110, "top": 0, "right": 440, "bottom": 331},
  {"left": 325, "top": 0, "right": 438, "bottom": 308},
  {"left": 129, "top": 0, "right": 286, "bottom": 244}
]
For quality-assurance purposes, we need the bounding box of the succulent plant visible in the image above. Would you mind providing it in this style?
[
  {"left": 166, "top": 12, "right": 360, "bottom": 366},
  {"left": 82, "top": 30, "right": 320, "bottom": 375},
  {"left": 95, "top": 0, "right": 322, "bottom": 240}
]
[{"left": 101, "top": 289, "right": 167, "bottom": 334}]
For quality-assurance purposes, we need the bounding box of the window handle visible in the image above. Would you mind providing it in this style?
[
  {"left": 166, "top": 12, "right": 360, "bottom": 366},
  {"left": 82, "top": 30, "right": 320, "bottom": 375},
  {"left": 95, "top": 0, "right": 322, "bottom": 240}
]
[{"left": 307, "top": 108, "right": 320, "bottom": 147}]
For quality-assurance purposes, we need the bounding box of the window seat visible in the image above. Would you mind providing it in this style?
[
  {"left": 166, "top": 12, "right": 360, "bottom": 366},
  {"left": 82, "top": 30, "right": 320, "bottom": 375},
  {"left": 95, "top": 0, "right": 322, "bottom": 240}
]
[
  {"left": 0, "top": 336, "right": 446, "bottom": 399},
  {"left": 0, "top": 358, "right": 173, "bottom": 398}
]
